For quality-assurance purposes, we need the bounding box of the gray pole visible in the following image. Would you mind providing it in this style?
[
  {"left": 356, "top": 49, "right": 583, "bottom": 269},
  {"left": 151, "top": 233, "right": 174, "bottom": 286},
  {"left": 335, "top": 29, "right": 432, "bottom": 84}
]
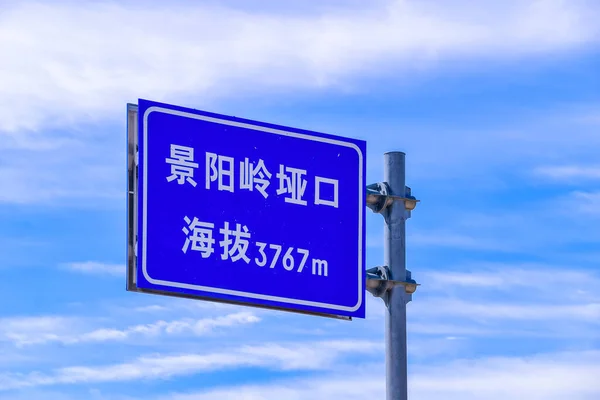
[{"left": 384, "top": 151, "right": 408, "bottom": 400}]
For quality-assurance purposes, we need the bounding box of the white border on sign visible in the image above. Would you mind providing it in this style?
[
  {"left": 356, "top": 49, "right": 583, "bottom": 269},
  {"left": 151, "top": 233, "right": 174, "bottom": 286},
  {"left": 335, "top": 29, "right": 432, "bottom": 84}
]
[{"left": 142, "top": 106, "right": 364, "bottom": 312}]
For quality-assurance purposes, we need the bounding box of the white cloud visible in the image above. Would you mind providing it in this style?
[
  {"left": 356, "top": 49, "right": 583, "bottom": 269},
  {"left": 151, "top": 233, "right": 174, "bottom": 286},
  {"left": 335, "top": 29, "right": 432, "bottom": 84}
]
[
  {"left": 408, "top": 231, "right": 507, "bottom": 251},
  {"left": 408, "top": 322, "right": 502, "bottom": 337},
  {"left": 0, "top": 390, "right": 102, "bottom": 400},
  {"left": 0, "top": 312, "right": 260, "bottom": 347},
  {"left": 413, "top": 298, "right": 600, "bottom": 322},
  {"left": 109, "top": 296, "right": 258, "bottom": 321},
  {"left": 421, "top": 265, "right": 600, "bottom": 291},
  {"left": 409, "top": 200, "right": 600, "bottom": 257},
  {"left": 138, "top": 350, "right": 600, "bottom": 400},
  {"left": 133, "top": 305, "right": 169, "bottom": 313},
  {"left": 537, "top": 190, "right": 600, "bottom": 219},
  {"left": 162, "top": 371, "right": 384, "bottom": 400},
  {"left": 570, "top": 191, "right": 600, "bottom": 215},
  {"left": 533, "top": 165, "right": 600, "bottom": 181},
  {"left": 62, "top": 261, "right": 123, "bottom": 276},
  {"left": 0, "top": 316, "right": 85, "bottom": 347},
  {"left": 410, "top": 350, "right": 600, "bottom": 400},
  {"left": 0, "top": 339, "right": 381, "bottom": 390},
  {"left": 0, "top": 0, "right": 598, "bottom": 134},
  {"left": 0, "top": 316, "right": 72, "bottom": 333},
  {"left": 0, "top": 138, "right": 123, "bottom": 206},
  {"left": 408, "top": 313, "right": 600, "bottom": 339},
  {"left": 0, "top": 1, "right": 598, "bottom": 205},
  {"left": 4, "top": 350, "right": 600, "bottom": 399},
  {"left": 406, "top": 265, "right": 600, "bottom": 338}
]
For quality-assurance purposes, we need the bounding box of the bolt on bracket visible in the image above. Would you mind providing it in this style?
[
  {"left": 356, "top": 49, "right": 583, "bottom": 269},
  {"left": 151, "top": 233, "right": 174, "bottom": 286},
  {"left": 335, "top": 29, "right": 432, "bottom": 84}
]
[
  {"left": 366, "top": 266, "right": 420, "bottom": 298},
  {"left": 366, "top": 182, "right": 419, "bottom": 214}
]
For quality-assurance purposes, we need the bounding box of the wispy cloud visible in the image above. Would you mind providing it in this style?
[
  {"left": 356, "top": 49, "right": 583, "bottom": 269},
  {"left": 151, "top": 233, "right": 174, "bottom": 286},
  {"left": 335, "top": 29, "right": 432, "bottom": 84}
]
[
  {"left": 0, "top": 339, "right": 381, "bottom": 390},
  {"left": 5, "top": 350, "right": 600, "bottom": 399},
  {"left": 408, "top": 264, "right": 600, "bottom": 339},
  {"left": 569, "top": 191, "right": 600, "bottom": 215},
  {"left": 421, "top": 265, "right": 600, "bottom": 291},
  {"left": 133, "top": 305, "right": 170, "bottom": 313},
  {"left": 62, "top": 262, "right": 123, "bottom": 276},
  {"left": 413, "top": 299, "right": 600, "bottom": 322},
  {"left": 160, "top": 370, "right": 384, "bottom": 400},
  {"left": 1, "top": 0, "right": 598, "bottom": 133},
  {"left": 410, "top": 350, "right": 600, "bottom": 400},
  {"left": 408, "top": 231, "right": 507, "bottom": 251},
  {"left": 0, "top": 312, "right": 260, "bottom": 347},
  {"left": 0, "top": 139, "right": 122, "bottom": 206},
  {"left": 0, "top": 389, "right": 102, "bottom": 400},
  {"left": 532, "top": 165, "right": 600, "bottom": 181},
  {"left": 115, "top": 350, "right": 600, "bottom": 400},
  {"left": 0, "top": 2, "right": 598, "bottom": 205},
  {"left": 0, "top": 316, "right": 84, "bottom": 348},
  {"left": 410, "top": 200, "right": 600, "bottom": 257},
  {"left": 544, "top": 190, "right": 600, "bottom": 218}
]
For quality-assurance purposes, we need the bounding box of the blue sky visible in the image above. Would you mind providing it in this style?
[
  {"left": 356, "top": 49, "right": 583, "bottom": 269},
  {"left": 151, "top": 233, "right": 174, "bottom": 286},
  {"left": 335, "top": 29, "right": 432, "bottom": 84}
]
[{"left": 1, "top": 0, "right": 600, "bottom": 398}]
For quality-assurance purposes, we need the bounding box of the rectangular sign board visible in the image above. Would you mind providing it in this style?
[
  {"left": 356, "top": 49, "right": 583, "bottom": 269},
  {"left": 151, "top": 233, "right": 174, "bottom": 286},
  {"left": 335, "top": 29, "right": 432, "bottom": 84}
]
[{"left": 127, "top": 99, "right": 366, "bottom": 319}]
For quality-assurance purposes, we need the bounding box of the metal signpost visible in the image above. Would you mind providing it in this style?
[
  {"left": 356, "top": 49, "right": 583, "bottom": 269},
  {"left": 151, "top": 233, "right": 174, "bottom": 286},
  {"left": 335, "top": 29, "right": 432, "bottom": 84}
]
[
  {"left": 366, "top": 154, "right": 419, "bottom": 400},
  {"left": 126, "top": 99, "right": 418, "bottom": 398}
]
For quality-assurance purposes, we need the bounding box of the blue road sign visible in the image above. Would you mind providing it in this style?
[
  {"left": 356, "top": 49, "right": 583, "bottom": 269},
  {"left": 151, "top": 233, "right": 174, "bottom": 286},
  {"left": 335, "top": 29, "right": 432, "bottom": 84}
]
[{"left": 129, "top": 99, "right": 366, "bottom": 319}]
